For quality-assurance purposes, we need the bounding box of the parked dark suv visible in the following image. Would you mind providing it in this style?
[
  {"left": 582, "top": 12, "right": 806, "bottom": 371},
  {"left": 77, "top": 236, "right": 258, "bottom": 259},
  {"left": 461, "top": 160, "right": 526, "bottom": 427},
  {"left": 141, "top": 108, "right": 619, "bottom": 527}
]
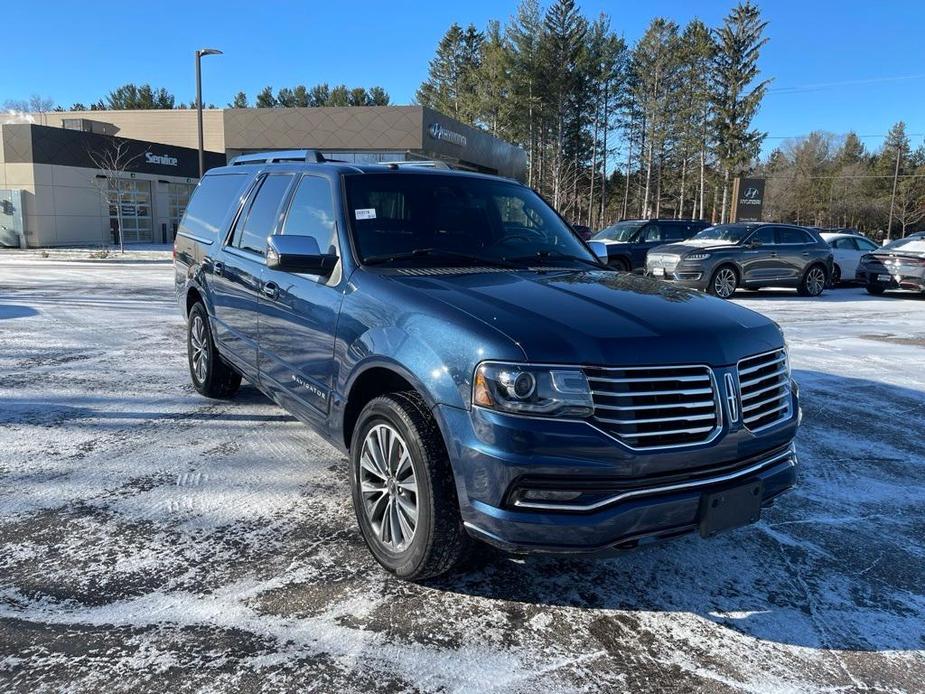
[
  {"left": 592, "top": 219, "right": 709, "bottom": 271},
  {"left": 646, "top": 223, "right": 833, "bottom": 299},
  {"left": 174, "top": 151, "right": 800, "bottom": 580}
]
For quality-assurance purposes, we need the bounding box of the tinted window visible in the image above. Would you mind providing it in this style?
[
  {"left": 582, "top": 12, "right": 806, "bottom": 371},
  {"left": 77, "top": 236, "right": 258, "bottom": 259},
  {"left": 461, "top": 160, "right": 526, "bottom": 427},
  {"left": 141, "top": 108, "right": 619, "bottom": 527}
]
[
  {"left": 282, "top": 176, "right": 337, "bottom": 254},
  {"left": 778, "top": 227, "right": 812, "bottom": 244},
  {"left": 833, "top": 237, "right": 858, "bottom": 250},
  {"left": 179, "top": 173, "right": 250, "bottom": 241},
  {"left": 641, "top": 224, "right": 661, "bottom": 242},
  {"left": 231, "top": 174, "right": 293, "bottom": 255},
  {"left": 750, "top": 227, "right": 776, "bottom": 245},
  {"left": 856, "top": 238, "right": 878, "bottom": 251},
  {"left": 663, "top": 223, "right": 687, "bottom": 241},
  {"left": 345, "top": 173, "right": 596, "bottom": 268}
]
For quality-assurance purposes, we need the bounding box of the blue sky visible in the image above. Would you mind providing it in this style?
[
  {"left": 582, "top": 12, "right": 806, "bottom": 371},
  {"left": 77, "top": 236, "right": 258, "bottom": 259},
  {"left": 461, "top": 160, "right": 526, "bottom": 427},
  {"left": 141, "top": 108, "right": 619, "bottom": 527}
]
[{"left": 4, "top": 1, "right": 924, "bottom": 158}]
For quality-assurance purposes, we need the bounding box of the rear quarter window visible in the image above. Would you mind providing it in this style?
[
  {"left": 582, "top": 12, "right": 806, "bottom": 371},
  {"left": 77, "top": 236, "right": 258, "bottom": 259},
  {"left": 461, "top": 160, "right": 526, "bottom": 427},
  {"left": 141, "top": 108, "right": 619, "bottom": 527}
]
[{"left": 178, "top": 173, "right": 251, "bottom": 243}]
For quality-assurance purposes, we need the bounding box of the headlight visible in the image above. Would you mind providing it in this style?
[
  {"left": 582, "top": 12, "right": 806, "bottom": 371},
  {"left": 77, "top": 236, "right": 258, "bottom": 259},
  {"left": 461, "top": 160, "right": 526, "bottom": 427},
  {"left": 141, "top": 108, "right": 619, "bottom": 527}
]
[
  {"left": 685, "top": 253, "right": 710, "bottom": 261},
  {"left": 473, "top": 362, "right": 593, "bottom": 417}
]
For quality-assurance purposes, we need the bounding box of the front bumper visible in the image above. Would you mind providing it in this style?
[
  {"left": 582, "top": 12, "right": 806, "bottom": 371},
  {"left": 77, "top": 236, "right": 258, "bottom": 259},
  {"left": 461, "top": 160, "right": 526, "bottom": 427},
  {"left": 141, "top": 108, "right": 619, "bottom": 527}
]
[
  {"left": 436, "top": 396, "right": 799, "bottom": 554},
  {"left": 645, "top": 264, "right": 709, "bottom": 290}
]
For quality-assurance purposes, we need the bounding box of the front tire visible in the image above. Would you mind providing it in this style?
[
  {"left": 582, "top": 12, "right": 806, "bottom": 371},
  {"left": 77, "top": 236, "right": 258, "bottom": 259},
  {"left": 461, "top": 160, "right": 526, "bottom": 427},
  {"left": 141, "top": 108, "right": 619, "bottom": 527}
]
[
  {"left": 798, "top": 265, "right": 827, "bottom": 297},
  {"left": 187, "top": 302, "right": 241, "bottom": 398},
  {"left": 350, "top": 392, "right": 471, "bottom": 581},
  {"left": 866, "top": 284, "right": 886, "bottom": 296},
  {"left": 708, "top": 265, "right": 738, "bottom": 299}
]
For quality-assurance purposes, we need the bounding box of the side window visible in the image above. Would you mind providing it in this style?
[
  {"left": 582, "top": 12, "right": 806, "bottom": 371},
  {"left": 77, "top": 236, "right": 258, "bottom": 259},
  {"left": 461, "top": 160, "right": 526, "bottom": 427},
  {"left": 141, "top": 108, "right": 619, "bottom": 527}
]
[
  {"left": 751, "top": 227, "right": 776, "bottom": 245},
  {"left": 833, "top": 237, "right": 857, "bottom": 250},
  {"left": 663, "top": 223, "right": 687, "bottom": 241},
  {"left": 230, "top": 174, "right": 294, "bottom": 255},
  {"left": 856, "top": 238, "right": 878, "bottom": 251},
  {"left": 641, "top": 224, "right": 661, "bottom": 242},
  {"left": 777, "top": 227, "right": 810, "bottom": 245},
  {"left": 178, "top": 173, "right": 250, "bottom": 241},
  {"left": 282, "top": 176, "right": 338, "bottom": 254}
]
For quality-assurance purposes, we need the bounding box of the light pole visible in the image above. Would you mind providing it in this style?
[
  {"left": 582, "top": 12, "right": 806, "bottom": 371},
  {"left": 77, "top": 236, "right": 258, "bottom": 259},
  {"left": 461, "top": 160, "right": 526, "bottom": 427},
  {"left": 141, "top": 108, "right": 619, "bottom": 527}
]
[{"left": 195, "top": 48, "right": 223, "bottom": 178}]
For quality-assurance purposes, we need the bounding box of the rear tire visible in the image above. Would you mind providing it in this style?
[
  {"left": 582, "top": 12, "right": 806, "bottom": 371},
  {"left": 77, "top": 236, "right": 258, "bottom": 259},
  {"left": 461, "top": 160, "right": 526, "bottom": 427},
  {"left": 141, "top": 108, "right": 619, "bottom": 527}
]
[
  {"left": 866, "top": 284, "right": 886, "bottom": 296},
  {"left": 798, "top": 264, "right": 827, "bottom": 297},
  {"left": 708, "top": 265, "right": 738, "bottom": 299},
  {"left": 187, "top": 302, "right": 241, "bottom": 398},
  {"left": 350, "top": 391, "right": 471, "bottom": 581}
]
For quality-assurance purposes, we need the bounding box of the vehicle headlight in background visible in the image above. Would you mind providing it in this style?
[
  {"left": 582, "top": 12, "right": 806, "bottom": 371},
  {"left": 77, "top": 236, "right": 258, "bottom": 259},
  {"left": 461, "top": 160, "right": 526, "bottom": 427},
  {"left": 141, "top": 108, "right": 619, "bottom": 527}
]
[
  {"left": 473, "top": 362, "right": 593, "bottom": 417},
  {"left": 685, "top": 253, "right": 710, "bottom": 261}
]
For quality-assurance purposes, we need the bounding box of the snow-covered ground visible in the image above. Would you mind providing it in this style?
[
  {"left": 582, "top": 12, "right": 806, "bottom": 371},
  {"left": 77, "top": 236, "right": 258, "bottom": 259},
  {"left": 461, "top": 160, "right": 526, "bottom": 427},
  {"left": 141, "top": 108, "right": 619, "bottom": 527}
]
[{"left": 0, "top": 258, "right": 923, "bottom": 693}]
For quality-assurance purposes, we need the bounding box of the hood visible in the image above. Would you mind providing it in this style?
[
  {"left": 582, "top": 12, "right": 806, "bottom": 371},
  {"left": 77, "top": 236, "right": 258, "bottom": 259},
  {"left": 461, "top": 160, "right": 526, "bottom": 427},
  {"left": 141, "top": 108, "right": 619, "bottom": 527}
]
[
  {"left": 385, "top": 269, "right": 782, "bottom": 367},
  {"left": 654, "top": 239, "right": 737, "bottom": 254}
]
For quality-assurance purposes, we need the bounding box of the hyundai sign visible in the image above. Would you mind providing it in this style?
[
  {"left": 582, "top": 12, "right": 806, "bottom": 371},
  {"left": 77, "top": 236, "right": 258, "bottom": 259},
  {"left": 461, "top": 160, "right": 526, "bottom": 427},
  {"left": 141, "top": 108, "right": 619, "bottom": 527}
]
[{"left": 732, "top": 177, "right": 765, "bottom": 222}]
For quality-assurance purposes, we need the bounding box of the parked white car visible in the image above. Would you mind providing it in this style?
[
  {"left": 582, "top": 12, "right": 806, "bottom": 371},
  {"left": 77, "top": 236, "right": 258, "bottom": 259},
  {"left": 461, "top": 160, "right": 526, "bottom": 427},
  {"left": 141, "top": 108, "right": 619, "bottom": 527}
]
[{"left": 820, "top": 232, "right": 880, "bottom": 285}]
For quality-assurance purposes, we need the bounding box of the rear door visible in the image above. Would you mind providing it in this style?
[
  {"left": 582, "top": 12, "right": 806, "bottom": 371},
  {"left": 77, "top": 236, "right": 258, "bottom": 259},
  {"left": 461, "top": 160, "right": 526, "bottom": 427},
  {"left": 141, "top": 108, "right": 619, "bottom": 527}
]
[
  {"left": 258, "top": 174, "right": 344, "bottom": 426},
  {"left": 776, "top": 227, "right": 816, "bottom": 281},
  {"left": 740, "top": 226, "right": 778, "bottom": 283},
  {"left": 211, "top": 173, "right": 295, "bottom": 376},
  {"left": 845, "top": 237, "right": 879, "bottom": 279}
]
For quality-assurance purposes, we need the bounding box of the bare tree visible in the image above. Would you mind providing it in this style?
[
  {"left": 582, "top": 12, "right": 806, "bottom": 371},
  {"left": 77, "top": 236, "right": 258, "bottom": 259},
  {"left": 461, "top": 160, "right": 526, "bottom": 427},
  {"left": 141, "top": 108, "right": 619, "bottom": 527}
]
[
  {"left": 88, "top": 140, "right": 146, "bottom": 254},
  {"left": 893, "top": 174, "right": 925, "bottom": 237}
]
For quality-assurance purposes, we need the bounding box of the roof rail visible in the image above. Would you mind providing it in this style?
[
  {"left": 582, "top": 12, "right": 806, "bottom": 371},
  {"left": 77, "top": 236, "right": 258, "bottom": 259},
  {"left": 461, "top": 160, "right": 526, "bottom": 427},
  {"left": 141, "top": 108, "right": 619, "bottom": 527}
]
[
  {"left": 382, "top": 160, "right": 452, "bottom": 170},
  {"left": 231, "top": 149, "right": 327, "bottom": 166}
]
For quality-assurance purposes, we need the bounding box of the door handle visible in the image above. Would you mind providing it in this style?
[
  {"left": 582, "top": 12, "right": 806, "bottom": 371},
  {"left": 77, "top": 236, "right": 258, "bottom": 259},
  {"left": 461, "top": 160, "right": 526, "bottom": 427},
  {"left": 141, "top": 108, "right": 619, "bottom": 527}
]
[
  {"left": 213, "top": 261, "right": 224, "bottom": 277},
  {"left": 263, "top": 281, "right": 279, "bottom": 299},
  {"left": 769, "top": 252, "right": 778, "bottom": 257},
  {"left": 801, "top": 251, "right": 811, "bottom": 256}
]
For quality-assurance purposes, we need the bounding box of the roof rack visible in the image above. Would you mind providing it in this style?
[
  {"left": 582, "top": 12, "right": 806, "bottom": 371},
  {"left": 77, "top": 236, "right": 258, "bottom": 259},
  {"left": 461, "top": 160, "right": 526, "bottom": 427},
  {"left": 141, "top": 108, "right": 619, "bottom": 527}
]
[{"left": 231, "top": 149, "right": 327, "bottom": 166}]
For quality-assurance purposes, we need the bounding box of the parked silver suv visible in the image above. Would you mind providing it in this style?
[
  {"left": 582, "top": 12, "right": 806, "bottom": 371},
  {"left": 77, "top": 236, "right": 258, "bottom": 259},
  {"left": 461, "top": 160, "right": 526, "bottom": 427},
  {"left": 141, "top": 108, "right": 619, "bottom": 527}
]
[{"left": 646, "top": 223, "right": 833, "bottom": 299}]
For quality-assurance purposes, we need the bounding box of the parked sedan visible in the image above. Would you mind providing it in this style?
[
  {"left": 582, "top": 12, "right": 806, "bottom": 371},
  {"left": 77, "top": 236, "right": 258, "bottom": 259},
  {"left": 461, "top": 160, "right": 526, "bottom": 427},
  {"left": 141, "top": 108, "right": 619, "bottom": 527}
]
[
  {"left": 592, "top": 219, "right": 709, "bottom": 271},
  {"left": 646, "top": 223, "right": 833, "bottom": 299},
  {"left": 857, "top": 234, "right": 925, "bottom": 296},
  {"left": 821, "top": 232, "right": 880, "bottom": 285}
]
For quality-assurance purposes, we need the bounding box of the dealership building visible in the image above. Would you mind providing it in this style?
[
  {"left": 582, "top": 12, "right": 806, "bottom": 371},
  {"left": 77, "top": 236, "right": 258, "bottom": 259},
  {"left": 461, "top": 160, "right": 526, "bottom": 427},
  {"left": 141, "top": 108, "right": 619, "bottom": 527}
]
[{"left": 1, "top": 106, "right": 527, "bottom": 247}]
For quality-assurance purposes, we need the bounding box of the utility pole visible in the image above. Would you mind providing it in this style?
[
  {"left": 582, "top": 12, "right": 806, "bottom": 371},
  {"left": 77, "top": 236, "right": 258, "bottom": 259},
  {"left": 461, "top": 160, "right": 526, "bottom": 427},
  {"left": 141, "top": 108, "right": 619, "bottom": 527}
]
[{"left": 886, "top": 144, "right": 901, "bottom": 242}]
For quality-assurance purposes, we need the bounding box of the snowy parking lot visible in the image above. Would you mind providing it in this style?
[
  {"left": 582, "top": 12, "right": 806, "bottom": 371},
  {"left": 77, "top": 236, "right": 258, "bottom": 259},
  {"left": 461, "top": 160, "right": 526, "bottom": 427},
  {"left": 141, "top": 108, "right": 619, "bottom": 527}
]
[{"left": 1, "top": 255, "right": 923, "bottom": 693}]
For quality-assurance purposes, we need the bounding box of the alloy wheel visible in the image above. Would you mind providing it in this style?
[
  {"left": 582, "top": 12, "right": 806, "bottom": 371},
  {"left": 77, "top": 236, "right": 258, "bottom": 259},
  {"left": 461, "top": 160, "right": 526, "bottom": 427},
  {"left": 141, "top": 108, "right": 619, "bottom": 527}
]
[
  {"left": 806, "top": 267, "right": 826, "bottom": 296},
  {"left": 190, "top": 315, "right": 209, "bottom": 383},
  {"left": 359, "top": 424, "right": 418, "bottom": 552},
  {"left": 713, "top": 268, "right": 737, "bottom": 298}
]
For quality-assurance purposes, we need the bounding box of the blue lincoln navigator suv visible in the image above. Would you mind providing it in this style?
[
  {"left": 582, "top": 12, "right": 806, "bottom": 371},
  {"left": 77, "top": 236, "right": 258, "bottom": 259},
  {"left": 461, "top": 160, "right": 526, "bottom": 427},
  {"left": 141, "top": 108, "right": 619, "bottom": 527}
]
[{"left": 174, "top": 150, "right": 800, "bottom": 580}]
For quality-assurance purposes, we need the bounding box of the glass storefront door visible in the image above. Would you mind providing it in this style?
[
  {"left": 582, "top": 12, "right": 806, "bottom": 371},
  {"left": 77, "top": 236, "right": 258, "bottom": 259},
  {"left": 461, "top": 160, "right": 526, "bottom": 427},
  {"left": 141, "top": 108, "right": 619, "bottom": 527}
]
[
  {"left": 108, "top": 178, "right": 153, "bottom": 243},
  {"left": 168, "top": 183, "right": 195, "bottom": 239}
]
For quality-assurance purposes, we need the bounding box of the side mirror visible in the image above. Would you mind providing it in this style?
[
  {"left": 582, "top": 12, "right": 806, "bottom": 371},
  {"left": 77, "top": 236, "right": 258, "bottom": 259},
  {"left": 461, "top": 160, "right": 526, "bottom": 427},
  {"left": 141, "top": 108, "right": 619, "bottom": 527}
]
[
  {"left": 587, "top": 240, "right": 609, "bottom": 262},
  {"left": 266, "top": 234, "right": 338, "bottom": 275}
]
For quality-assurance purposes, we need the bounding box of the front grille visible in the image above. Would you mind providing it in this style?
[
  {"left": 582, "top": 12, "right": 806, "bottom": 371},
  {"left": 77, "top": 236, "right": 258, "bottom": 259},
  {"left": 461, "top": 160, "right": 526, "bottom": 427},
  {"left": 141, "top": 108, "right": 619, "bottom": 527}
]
[
  {"left": 647, "top": 254, "right": 681, "bottom": 273},
  {"left": 737, "top": 349, "right": 791, "bottom": 431},
  {"left": 584, "top": 365, "right": 720, "bottom": 449}
]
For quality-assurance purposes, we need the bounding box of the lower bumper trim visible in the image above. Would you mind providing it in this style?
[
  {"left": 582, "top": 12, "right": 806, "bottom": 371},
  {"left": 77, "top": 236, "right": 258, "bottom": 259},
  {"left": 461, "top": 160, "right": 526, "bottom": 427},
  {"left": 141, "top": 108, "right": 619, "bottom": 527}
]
[{"left": 511, "top": 444, "right": 796, "bottom": 513}]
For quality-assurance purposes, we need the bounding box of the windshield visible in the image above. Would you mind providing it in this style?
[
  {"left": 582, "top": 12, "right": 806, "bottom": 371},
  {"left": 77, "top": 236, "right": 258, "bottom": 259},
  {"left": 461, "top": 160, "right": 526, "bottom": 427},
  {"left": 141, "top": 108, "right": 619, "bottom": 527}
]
[
  {"left": 345, "top": 173, "right": 598, "bottom": 268},
  {"left": 882, "top": 237, "right": 925, "bottom": 254},
  {"left": 592, "top": 221, "right": 645, "bottom": 242},
  {"left": 692, "top": 224, "right": 751, "bottom": 243}
]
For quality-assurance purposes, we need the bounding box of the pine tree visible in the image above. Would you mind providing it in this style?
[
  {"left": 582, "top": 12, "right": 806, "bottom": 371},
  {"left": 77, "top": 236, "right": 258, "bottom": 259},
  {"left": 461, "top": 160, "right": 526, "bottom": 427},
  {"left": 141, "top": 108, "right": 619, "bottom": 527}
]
[
  {"left": 710, "top": 1, "right": 770, "bottom": 222},
  {"left": 506, "top": 0, "right": 544, "bottom": 187},
  {"left": 255, "top": 86, "right": 276, "bottom": 108},
  {"left": 416, "top": 23, "right": 483, "bottom": 121},
  {"left": 229, "top": 91, "right": 248, "bottom": 108},
  {"left": 368, "top": 86, "right": 390, "bottom": 106},
  {"left": 475, "top": 20, "right": 512, "bottom": 136},
  {"left": 309, "top": 84, "right": 331, "bottom": 106}
]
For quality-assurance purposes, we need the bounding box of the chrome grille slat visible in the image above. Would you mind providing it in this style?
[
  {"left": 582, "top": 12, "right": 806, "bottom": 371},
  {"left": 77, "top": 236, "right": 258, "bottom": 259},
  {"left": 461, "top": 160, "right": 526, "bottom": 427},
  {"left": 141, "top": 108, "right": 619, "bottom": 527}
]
[
  {"left": 584, "top": 364, "right": 721, "bottom": 450},
  {"left": 738, "top": 349, "right": 791, "bottom": 431}
]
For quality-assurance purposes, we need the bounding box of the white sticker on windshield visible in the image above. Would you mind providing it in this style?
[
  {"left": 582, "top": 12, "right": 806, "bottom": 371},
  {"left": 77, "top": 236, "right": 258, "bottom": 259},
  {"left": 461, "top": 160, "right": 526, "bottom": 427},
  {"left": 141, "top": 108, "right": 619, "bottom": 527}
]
[{"left": 355, "top": 208, "right": 376, "bottom": 220}]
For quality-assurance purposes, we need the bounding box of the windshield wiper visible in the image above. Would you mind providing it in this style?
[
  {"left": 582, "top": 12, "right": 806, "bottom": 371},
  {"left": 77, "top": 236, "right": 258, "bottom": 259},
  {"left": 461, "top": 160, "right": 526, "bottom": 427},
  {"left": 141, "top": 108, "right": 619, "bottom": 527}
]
[
  {"left": 506, "top": 250, "right": 604, "bottom": 269},
  {"left": 363, "top": 248, "right": 516, "bottom": 267}
]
